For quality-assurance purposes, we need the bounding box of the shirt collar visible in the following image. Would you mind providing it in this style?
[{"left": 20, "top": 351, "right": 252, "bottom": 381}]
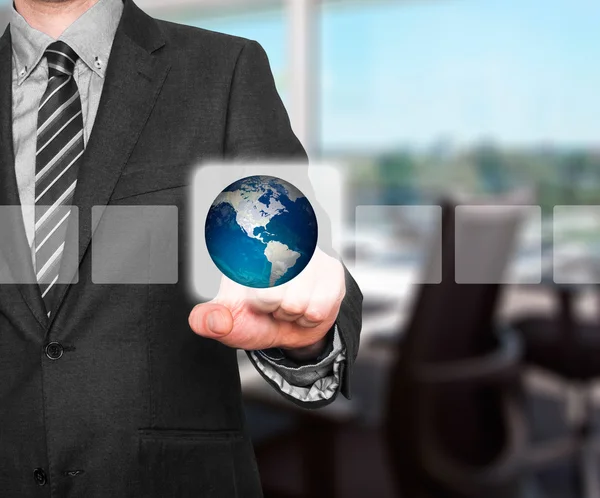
[{"left": 9, "top": 0, "right": 124, "bottom": 86}]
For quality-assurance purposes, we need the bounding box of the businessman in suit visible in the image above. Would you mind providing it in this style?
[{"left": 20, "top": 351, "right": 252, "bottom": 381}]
[{"left": 0, "top": 0, "right": 362, "bottom": 496}]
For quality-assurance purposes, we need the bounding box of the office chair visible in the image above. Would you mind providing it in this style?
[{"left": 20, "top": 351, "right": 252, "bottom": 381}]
[
  {"left": 384, "top": 199, "right": 534, "bottom": 498},
  {"left": 512, "top": 279, "right": 600, "bottom": 498}
]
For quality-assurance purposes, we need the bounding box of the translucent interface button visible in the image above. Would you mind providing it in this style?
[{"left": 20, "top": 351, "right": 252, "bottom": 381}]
[
  {"left": 455, "top": 205, "right": 542, "bottom": 284},
  {"left": 91, "top": 206, "right": 178, "bottom": 284},
  {"left": 0, "top": 206, "right": 80, "bottom": 284},
  {"left": 554, "top": 206, "right": 600, "bottom": 284},
  {"left": 355, "top": 205, "right": 443, "bottom": 285}
]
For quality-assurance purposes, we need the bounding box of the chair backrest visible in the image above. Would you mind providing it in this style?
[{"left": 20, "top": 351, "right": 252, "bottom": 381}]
[{"left": 384, "top": 198, "right": 527, "bottom": 498}]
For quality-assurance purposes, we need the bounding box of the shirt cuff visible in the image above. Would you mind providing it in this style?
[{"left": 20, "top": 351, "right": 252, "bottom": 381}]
[
  {"left": 256, "top": 323, "right": 336, "bottom": 369},
  {"left": 247, "top": 325, "right": 346, "bottom": 403}
]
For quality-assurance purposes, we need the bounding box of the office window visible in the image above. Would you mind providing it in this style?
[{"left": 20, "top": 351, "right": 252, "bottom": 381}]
[{"left": 320, "top": 0, "right": 600, "bottom": 210}]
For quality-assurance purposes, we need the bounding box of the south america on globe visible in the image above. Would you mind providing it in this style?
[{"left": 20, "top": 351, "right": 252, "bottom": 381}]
[{"left": 205, "top": 175, "right": 318, "bottom": 288}]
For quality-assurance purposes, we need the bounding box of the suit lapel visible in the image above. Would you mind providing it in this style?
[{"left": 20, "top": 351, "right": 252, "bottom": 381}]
[
  {"left": 0, "top": 27, "right": 49, "bottom": 329},
  {"left": 50, "top": 0, "right": 171, "bottom": 319}
]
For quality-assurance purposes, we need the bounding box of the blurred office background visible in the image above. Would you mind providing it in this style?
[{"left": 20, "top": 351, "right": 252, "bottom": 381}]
[{"left": 2, "top": 0, "right": 600, "bottom": 497}]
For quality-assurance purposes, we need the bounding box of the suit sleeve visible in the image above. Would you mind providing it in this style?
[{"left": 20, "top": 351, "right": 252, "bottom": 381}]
[{"left": 224, "top": 39, "right": 363, "bottom": 407}]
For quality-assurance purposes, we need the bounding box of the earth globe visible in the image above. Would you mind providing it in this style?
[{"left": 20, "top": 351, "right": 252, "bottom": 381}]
[{"left": 205, "top": 175, "right": 318, "bottom": 288}]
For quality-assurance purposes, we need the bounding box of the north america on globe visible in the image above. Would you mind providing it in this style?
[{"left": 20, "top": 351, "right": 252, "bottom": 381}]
[{"left": 205, "top": 175, "right": 318, "bottom": 288}]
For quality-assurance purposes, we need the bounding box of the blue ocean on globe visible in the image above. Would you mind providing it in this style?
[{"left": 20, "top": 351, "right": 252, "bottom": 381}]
[{"left": 205, "top": 175, "right": 318, "bottom": 288}]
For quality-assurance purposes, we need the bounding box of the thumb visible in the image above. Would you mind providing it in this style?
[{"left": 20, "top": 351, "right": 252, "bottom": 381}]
[{"left": 189, "top": 303, "right": 233, "bottom": 339}]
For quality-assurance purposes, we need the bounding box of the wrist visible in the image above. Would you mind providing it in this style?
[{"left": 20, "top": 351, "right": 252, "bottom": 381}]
[{"left": 282, "top": 336, "right": 328, "bottom": 362}]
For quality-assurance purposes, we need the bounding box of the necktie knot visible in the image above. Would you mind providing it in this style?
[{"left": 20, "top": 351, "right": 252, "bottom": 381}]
[{"left": 45, "top": 41, "right": 78, "bottom": 78}]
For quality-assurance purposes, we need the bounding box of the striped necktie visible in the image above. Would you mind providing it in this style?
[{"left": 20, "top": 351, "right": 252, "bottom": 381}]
[{"left": 35, "top": 41, "right": 84, "bottom": 316}]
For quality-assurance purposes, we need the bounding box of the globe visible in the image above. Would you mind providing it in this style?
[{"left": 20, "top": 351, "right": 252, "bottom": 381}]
[{"left": 205, "top": 175, "right": 318, "bottom": 288}]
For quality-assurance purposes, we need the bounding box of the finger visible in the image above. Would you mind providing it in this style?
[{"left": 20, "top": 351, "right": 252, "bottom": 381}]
[
  {"left": 213, "top": 275, "right": 249, "bottom": 307},
  {"left": 248, "top": 284, "right": 286, "bottom": 315},
  {"left": 189, "top": 302, "right": 234, "bottom": 338},
  {"left": 296, "top": 265, "right": 345, "bottom": 329},
  {"left": 272, "top": 271, "right": 314, "bottom": 322}
]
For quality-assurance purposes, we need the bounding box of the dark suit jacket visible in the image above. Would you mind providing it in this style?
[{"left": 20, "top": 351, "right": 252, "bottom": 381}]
[{"left": 0, "top": 1, "right": 362, "bottom": 496}]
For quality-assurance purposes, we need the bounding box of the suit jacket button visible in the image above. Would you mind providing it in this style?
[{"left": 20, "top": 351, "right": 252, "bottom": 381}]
[
  {"left": 33, "top": 468, "right": 47, "bottom": 486},
  {"left": 45, "top": 342, "right": 64, "bottom": 360}
]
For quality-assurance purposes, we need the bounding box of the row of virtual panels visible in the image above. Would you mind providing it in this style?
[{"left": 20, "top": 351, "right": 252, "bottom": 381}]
[
  {"left": 354, "top": 205, "right": 600, "bottom": 286},
  {"left": 0, "top": 204, "right": 598, "bottom": 290}
]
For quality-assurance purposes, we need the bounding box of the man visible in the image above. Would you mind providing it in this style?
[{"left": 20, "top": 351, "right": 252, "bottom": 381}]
[{"left": 0, "top": 0, "right": 362, "bottom": 496}]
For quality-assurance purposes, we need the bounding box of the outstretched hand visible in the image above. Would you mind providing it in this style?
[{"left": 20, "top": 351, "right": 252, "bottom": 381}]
[{"left": 188, "top": 248, "right": 345, "bottom": 356}]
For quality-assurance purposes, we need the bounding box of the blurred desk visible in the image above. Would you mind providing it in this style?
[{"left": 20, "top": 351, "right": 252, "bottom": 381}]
[
  {"left": 360, "top": 299, "right": 409, "bottom": 347},
  {"left": 349, "top": 262, "right": 416, "bottom": 347}
]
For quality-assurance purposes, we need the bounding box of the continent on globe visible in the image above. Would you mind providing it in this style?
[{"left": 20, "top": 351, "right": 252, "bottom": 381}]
[
  {"left": 205, "top": 175, "right": 318, "bottom": 288},
  {"left": 264, "top": 241, "right": 301, "bottom": 287}
]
